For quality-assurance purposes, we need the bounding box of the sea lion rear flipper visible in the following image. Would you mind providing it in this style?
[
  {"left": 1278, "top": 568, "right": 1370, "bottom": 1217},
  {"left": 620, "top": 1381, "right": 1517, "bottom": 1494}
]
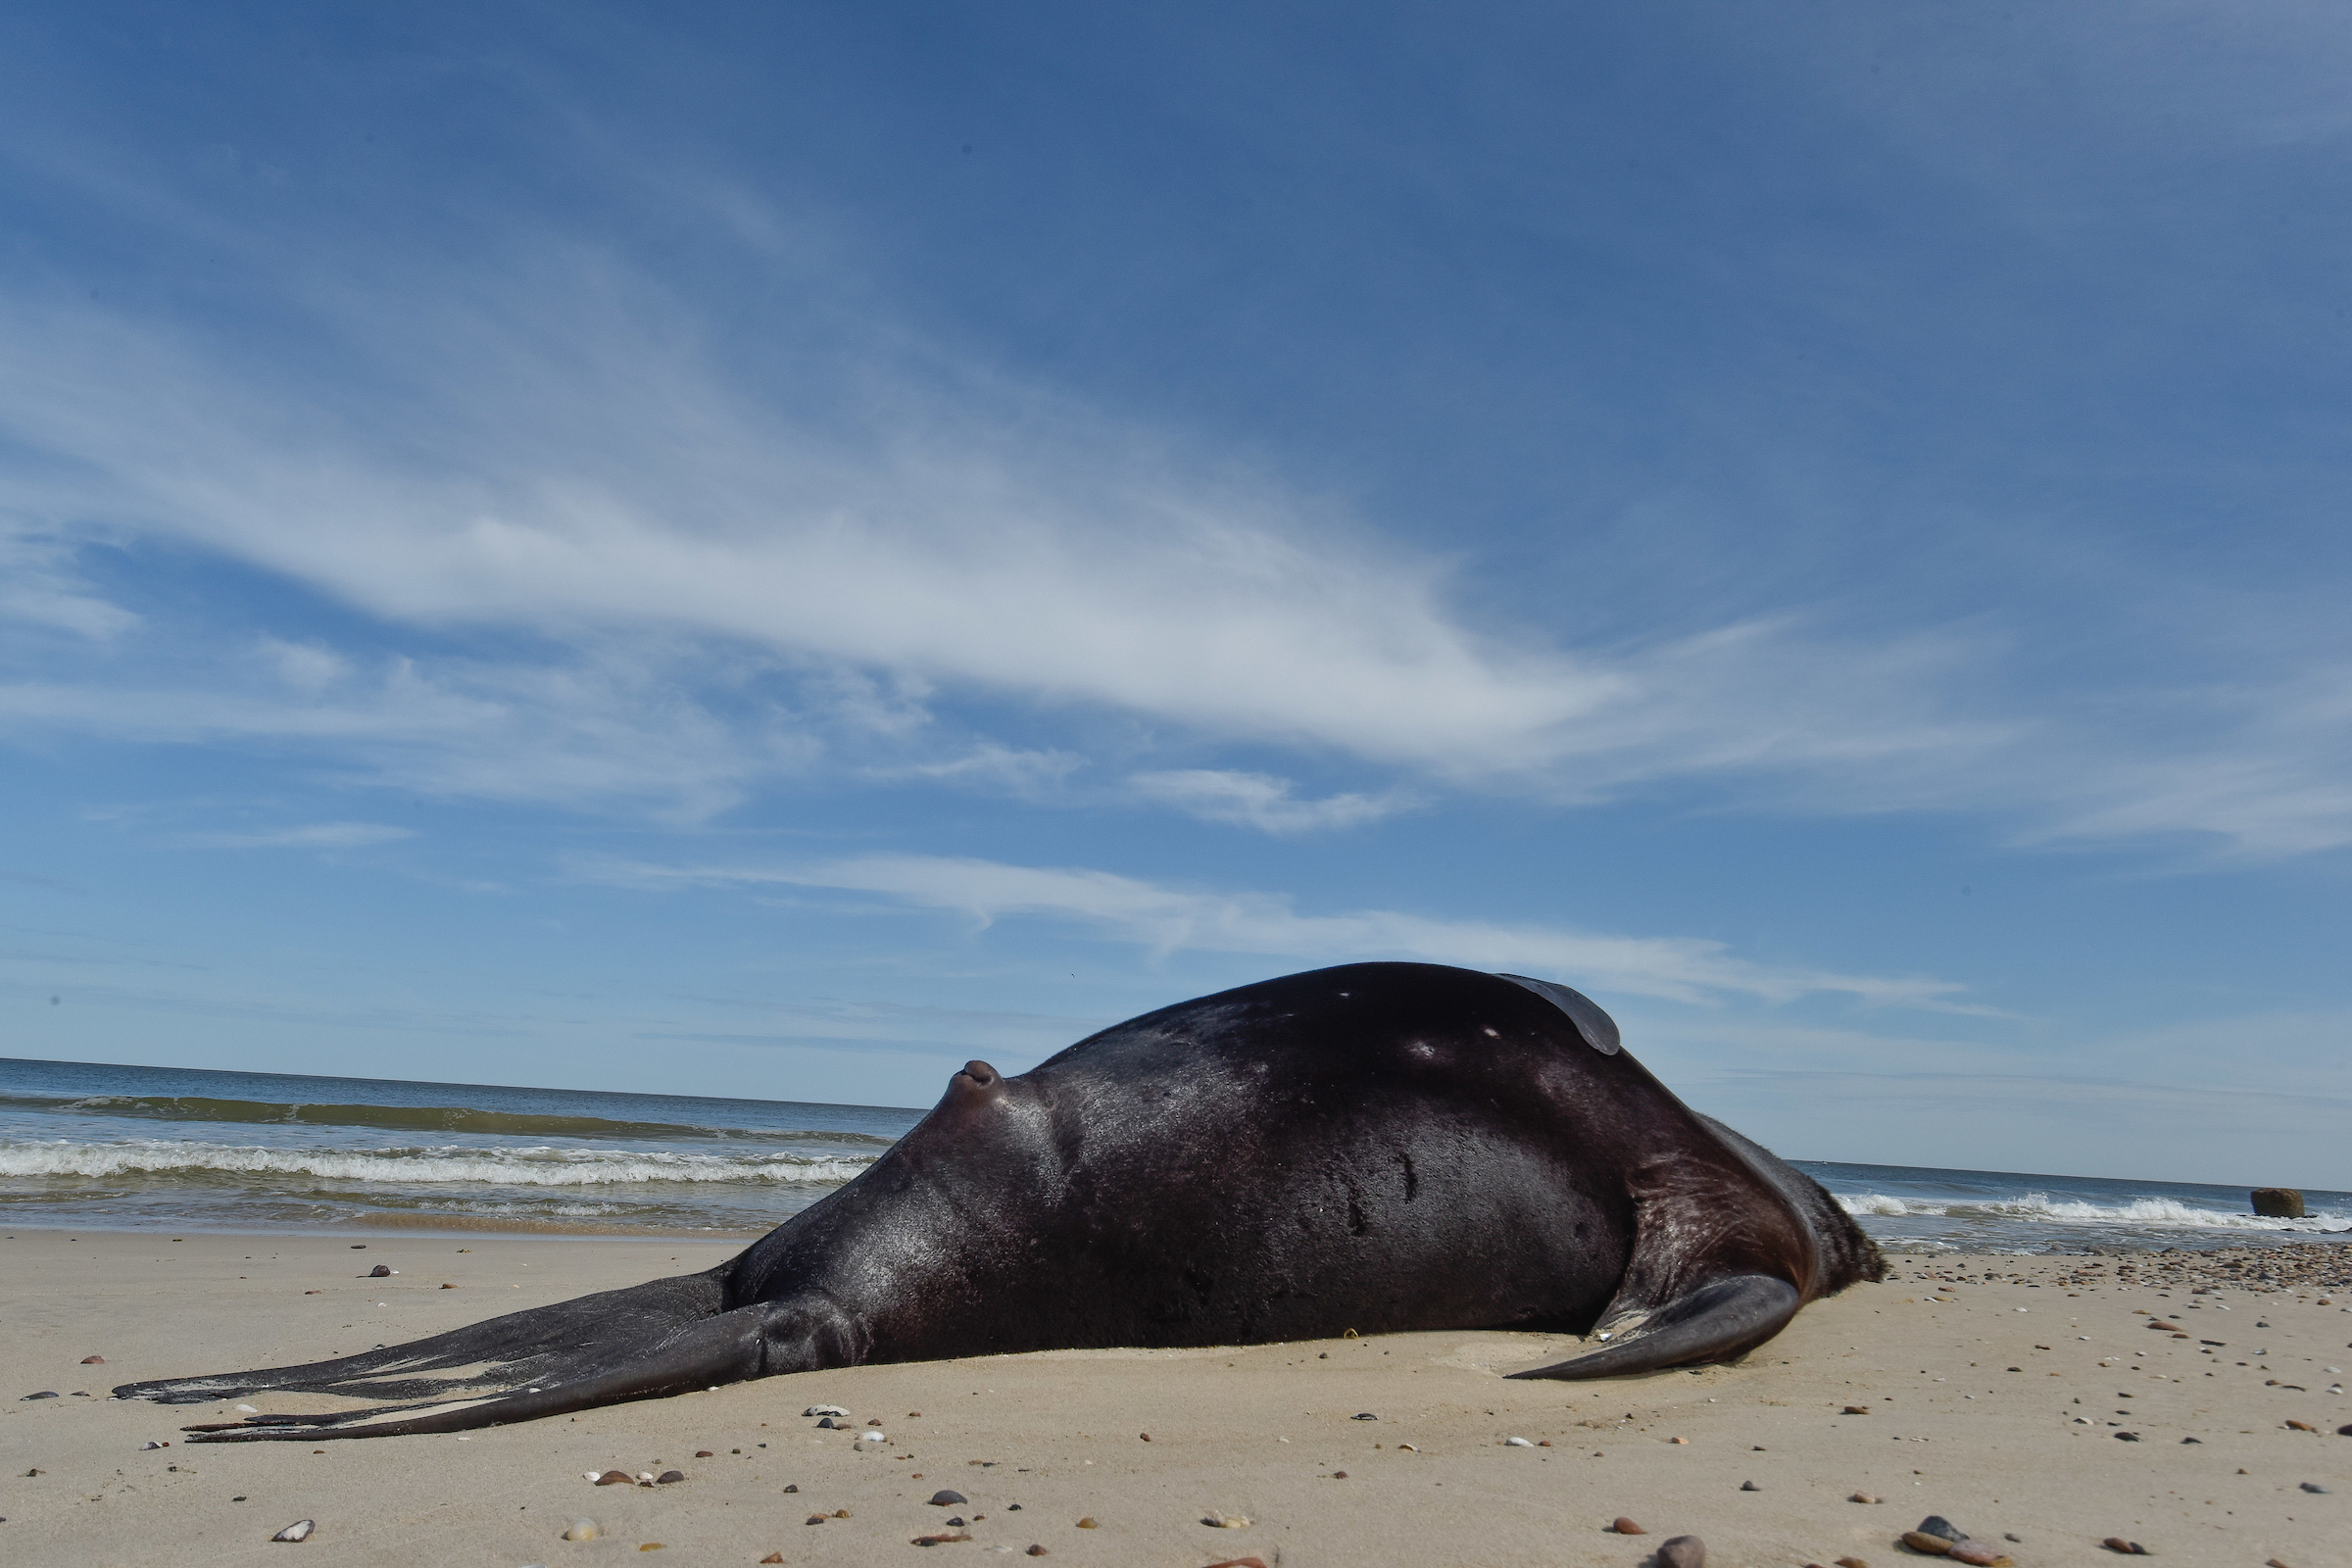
[
  {"left": 114, "top": 1270, "right": 727, "bottom": 1421},
  {"left": 1503, "top": 1272, "right": 1800, "bottom": 1380}
]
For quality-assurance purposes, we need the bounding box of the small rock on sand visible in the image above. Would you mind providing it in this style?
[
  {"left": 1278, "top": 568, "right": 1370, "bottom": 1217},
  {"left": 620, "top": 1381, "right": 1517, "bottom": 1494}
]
[
  {"left": 79, "top": 1355, "right": 104, "bottom": 1365},
  {"left": 1844, "top": 1405, "right": 1871, "bottom": 1414},
  {"left": 1915, "top": 1517, "right": 1963, "bottom": 1543},
  {"left": 1075, "top": 1517, "right": 1097, "bottom": 1529},
  {"left": 1947, "top": 1544, "right": 2008, "bottom": 1566},
  {"left": 694, "top": 1449, "right": 712, "bottom": 1457},
  {"left": 655, "top": 1470, "right": 684, "bottom": 1484},
  {"left": 1740, "top": 1480, "right": 1760, "bottom": 1491},
  {"left": 270, "top": 1520, "right": 314, "bottom": 1543},
  {"left": 2299, "top": 1482, "right": 2329, "bottom": 1494},
  {"left": 1203, "top": 1514, "right": 1250, "bottom": 1529},
  {"left": 760, "top": 1555, "right": 782, "bottom": 1564},
  {"left": 804, "top": 1404, "right": 848, "bottom": 1417},
  {"left": 1611, "top": 1517, "right": 1645, "bottom": 1534},
  {"left": 594, "top": 1470, "right": 632, "bottom": 1486},
  {"left": 2101, "top": 1539, "right": 2147, "bottom": 1555},
  {"left": 368, "top": 1265, "right": 390, "bottom": 1278},
  {"left": 1027, "top": 1548, "right": 1048, "bottom": 1557},
  {"left": 928, "top": 1491, "right": 968, "bottom": 1506},
  {"left": 1850, "top": 1493, "right": 1882, "bottom": 1504},
  {"left": 1902, "top": 1533, "right": 1955, "bottom": 1555},
  {"left": 1657, "top": 1536, "right": 1705, "bottom": 1568},
  {"left": 564, "top": 1520, "right": 599, "bottom": 1542}
]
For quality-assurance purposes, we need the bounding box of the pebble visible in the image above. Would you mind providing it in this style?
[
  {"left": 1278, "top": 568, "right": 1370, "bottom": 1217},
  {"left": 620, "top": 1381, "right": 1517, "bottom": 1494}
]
[
  {"left": 1850, "top": 1493, "right": 1882, "bottom": 1504},
  {"left": 815, "top": 1416, "right": 842, "bottom": 1429},
  {"left": 1502, "top": 1437, "right": 1534, "bottom": 1447},
  {"left": 694, "top": 1449, "right": 713, "bottom": 1457},
  {"left": 594, "top": 1471, "right": 632, "bottom": 1486},
  {"left": 806, "top": 1515, "right": 828, "bottom": 1526},
  {"left": 1202, "top": 1514, "right": 1250, "bottom": 1529},
  {"left": 761, "top": 1555, "right": 783, "bottom": 1563},
  {"left": 1947, "top": 1544, "right": 2008, "bottom": 1566},
  {"left": 141, "top": 1441, "right": 169, "bottom": 1450},
  {"left": 804, "top": 1404, "right": 849, "bottom": 1417},
  {"left": 1739, "top": 1479, "right": 1760, "bottom": 1491},
  {"left": 655, "top": 1470, "right": 684, "bottom": 1485},
  {"left": 1027, "top": 1548, "right": 1048, "bottom": 1557},
  {"left": 782, "top": 1485, "right": 799, "bottom": 1494},
  {"left": 1609, "top": 1516, "right": 1645, "bottom": 1534},
  {"left": 1915, "top": 1517, "right": 1964, "bottom": 1544},
  {"left": 79, "top": 1355, "right": 104, "bottom": 1365},
  {"left": 858, "top": 1431, "right": 886, "bottom": 1444},
  {"left": 368, "top": 1265, "right": 390, "bottom": 1277},
  {"left": 1901, "top": 1533, "right": 1955, "bottom": 1555},
  {"left": 564, "top": 1521, "right": 599, "bottom": 1543},
  {"left": 912, "top": 1532, "right": 972, "bottom": 1546},
  {"left": 1352, "top": 1412, "right": 1377, "bottom": 1420},
  {"left": 929, "top": 1491, "right": 969, "bottom": 1506},
  {"left": 270, "top": 1520, "right": 315, "bottom": 1543},
  {"left": 2114, "top": 1431, "right": 2140, "bottom": 1442},
  {"left": 1844, "top": 1404, "right": 1872, "bottom": 1414},
  {"left": 1075, "top": 1517, "right": 1098, "bottom": 1529},
  {"left": 21, "top": 1392, "right": 58, "bottom": 1400},
  {"left": 1657, "top": 1535, "right": 1705, "bottom": 1568},
  {"left": 1139, "top": 1432, "right": 1152, "bottom": 1441},
  {"left": 2300, "top": 1482, "right": 2329, "bottom": 1494},
  {"left": 2101, "top": 1539, "right": 2147, "bottom": 1555}
]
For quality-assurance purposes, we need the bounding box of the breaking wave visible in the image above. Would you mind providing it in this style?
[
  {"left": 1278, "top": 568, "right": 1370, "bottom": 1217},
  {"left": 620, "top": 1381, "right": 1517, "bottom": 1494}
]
[
  {"left": 0, "top": 1139, "right": 875, "bottom": 1187},
  {"left": 0, "top": 1093, "right": 894, "bottom": 1146},
  {"left": 1837, "top": 1191, "right": 2349, "bottom": 1231}
]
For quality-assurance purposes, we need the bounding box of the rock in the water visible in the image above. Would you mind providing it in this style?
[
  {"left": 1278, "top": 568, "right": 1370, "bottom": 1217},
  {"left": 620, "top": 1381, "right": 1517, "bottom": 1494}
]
[
  {"left": 1657, "top": 1536, "right": 1706, "bottom": 1568},
  {"left": 270, "top": 1520, "right": 314, "bottom": 1543},
  {"left": 564, "top": 1520, "right": 600, "bottom": 1542},
  {"left": 1902, "top": 1533, "right": 1956, "bottom": 1556},
  {"left": 928, "top": 1491, "right": 969, "bottom": 1506},
  {"left": 1611, "top": 1517, "right": 1645, "bottom": 1534},
  {"left": 1915, "top": 1518, "right": 1964, "bottom": 1544},
  {"left": 2251, "top": 1188, "right": 2307, "bottom": 1218}
]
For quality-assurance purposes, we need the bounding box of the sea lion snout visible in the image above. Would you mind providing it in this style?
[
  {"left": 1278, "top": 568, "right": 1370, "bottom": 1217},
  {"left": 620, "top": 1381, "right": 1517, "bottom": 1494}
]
[{"left": 957, "top": 1060, "right": 999, "bottom": 1087}]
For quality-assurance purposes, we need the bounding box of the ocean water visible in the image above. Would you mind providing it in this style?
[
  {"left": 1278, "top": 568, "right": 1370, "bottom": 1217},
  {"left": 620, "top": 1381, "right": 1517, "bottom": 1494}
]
[{"left": 3, "top": 1056, "right": 2345, "bottom": 1252}]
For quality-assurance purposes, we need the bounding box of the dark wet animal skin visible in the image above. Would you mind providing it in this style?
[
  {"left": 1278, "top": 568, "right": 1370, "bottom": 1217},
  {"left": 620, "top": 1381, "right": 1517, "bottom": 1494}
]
[{"left": 119, "top": 962, "right": 1883, "bottom": 1440}]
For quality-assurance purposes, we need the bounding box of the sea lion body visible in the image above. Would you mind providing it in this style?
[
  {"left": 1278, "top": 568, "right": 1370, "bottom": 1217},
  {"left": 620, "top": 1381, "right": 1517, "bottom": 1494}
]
[{"left": 122, "top": 962, "right": 1882, "bottom": 1440}]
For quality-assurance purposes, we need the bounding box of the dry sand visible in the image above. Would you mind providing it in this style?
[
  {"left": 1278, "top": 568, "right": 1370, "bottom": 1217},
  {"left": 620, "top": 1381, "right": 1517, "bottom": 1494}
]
[{"left": 3, "top": 1230, "right": 2347, "bottom": 1567}]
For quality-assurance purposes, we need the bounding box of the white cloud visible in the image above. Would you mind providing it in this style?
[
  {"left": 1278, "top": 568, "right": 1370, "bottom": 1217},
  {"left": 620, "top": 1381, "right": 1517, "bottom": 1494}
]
[
  {"left": 0, "top": 200, "right": 2346, "bottom": 856},
  {"left": 0, "top": 523, "right": 139, "bottom": 641},
  {"left": 178, "top": 821, "right": 416, "bottom": 850},
  {"left": 1127, "top": 769, "right": 1409, "bottom": 833},
  {"left": 578, "top": 850, "right": 1969, "bottom": 1009}
]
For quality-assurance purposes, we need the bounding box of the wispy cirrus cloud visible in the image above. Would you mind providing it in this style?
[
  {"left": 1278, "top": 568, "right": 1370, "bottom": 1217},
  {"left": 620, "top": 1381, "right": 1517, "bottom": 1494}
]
[
  {"left": 175, "top": 821, "right": 415, "bottom": 851},
  {"left": 574, "top": 850, "right": 1971, "bottom": 1009},
  {"left": 1126, "top": 769, "right": 1412, "bottom": 833}
]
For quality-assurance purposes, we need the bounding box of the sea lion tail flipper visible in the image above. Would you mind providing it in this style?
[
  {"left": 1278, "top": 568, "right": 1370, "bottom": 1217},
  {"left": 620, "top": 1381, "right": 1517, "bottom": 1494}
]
[{"left": 1503, "top": 1273, "right": 1800, "bottom": 1380}]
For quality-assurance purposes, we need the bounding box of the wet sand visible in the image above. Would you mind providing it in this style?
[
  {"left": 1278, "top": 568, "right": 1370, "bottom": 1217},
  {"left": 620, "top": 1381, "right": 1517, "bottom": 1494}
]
[{"left": 2, "top": 1230, "right": 2346, "bottom": 1566}]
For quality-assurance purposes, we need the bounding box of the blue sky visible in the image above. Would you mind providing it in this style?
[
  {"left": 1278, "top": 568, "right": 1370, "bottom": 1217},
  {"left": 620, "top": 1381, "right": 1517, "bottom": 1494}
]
[{"left": 3, "top": 3, "right": 2347, "bottom": 1186}]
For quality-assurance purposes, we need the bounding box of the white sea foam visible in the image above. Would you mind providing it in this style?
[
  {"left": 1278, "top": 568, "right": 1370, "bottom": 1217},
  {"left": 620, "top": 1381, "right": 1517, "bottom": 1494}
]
[
  {"left": 1836, "top": 1191, "right": 2348, "bottom": 1230},
  {"left": 0, "top": 1139, "right": 875, "bottom": 1187}
]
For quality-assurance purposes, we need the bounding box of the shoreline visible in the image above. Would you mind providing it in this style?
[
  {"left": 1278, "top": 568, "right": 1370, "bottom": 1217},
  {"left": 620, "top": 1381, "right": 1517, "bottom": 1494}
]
[{"left": 5, "top": 1232, "right": 2346, "bottom": 1566}]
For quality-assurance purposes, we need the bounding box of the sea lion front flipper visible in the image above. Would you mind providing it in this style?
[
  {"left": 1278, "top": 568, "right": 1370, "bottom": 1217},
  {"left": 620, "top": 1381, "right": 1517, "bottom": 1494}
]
[{"left": 1503, "top": 1272, "right": 1800, "bottom": 1380}]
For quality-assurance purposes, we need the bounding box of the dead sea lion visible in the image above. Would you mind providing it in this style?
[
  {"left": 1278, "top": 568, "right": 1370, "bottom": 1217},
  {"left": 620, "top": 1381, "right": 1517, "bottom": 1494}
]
[{"left": 117, "top": 961, "right": 1882, "bottom": 1440}]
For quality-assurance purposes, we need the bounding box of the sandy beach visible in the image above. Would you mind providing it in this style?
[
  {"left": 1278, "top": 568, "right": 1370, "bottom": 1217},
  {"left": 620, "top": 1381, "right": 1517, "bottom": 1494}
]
[{"left": 3, "top": 1231, "right": 2346, "bottom": 1568}]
